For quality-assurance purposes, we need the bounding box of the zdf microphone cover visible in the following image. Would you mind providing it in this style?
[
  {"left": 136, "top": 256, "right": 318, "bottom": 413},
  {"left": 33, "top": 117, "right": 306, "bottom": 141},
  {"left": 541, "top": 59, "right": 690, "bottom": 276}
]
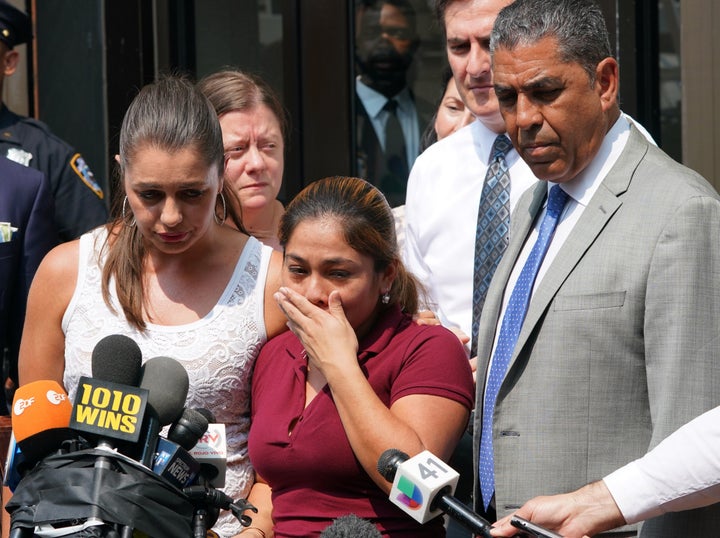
[{"left": 11, "top": 380, "right": 73, "bottom": 461}]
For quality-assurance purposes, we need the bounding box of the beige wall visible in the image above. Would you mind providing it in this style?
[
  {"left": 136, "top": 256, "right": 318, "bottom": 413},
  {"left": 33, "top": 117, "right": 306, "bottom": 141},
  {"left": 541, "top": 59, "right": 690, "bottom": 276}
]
[{"left": 682, "top": 0, "right": 719, "bottom": 191}]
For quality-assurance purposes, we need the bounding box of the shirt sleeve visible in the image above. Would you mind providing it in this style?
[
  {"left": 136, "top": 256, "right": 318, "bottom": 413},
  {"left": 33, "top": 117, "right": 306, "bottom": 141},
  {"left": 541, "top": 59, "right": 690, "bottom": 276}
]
[
  {"left": 390, "top": 324, "right": 474, "bottom": 410},
  {"left": 604, "top": 406, "right": 720, "bottom": 524},
  {"left": 53, "top": 152, "right": 108, "bottom": 242}
]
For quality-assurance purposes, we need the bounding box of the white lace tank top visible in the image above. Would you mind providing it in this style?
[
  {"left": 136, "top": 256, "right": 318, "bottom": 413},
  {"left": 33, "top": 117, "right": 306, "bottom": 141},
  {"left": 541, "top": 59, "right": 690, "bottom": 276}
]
[{"left": 62, "top": 228, "right": 271, "bottom": 537}]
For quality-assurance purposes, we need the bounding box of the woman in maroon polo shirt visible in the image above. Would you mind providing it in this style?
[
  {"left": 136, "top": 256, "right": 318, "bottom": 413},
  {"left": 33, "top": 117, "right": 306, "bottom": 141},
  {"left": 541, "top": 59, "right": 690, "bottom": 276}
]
[{"left": 246, "top": 176, "right": 474, "bottom": 537}]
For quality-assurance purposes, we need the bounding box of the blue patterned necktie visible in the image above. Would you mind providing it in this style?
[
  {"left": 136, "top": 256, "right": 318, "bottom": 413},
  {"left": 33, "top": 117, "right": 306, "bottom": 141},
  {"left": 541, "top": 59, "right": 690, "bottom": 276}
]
[
  {"left": 478, "top": 184, "right": 569, "bottom": 510},
  {"left": 470, "top": 135, "right": 513, "bottom": 358}
]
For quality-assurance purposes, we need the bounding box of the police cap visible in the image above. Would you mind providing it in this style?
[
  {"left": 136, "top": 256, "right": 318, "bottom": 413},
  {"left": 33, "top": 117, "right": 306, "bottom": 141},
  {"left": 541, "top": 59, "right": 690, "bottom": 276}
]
[{"left": 0, "top": 0, "right": 31, "bottom": 49}]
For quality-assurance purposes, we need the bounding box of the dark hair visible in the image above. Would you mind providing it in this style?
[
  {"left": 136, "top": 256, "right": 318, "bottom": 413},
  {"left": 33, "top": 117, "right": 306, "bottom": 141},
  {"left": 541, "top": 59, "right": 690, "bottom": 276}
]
[
  {"left": 419, "top": 66, "right": 454, "bottom": 152},
  {"left": 103, "top": 75, "right": 243, "bottom": 330},
  {"left": 357, "top": 0, "right": 418, "bottom": 38},
  {"left": 490, "top": 0, "right": 612, "bottom": 83},
  {"left": 432, "top": 0, "right": 450, "bottom": 27},
  {"left": 279, "top": 177, "right": 420, "bottom": 314},
  {"left": 197, "top": 68, "right": 290, "bottom": 146}
]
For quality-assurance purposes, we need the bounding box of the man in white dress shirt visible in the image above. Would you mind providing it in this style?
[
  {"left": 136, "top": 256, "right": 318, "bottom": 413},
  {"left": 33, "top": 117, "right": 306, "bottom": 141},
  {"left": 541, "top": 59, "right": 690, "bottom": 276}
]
[
  {"left": 403, "top": 0, "right": 536, "bottom": 354},
  {"left": 402, "top": 2, "right": 536, "bottom": 536}
]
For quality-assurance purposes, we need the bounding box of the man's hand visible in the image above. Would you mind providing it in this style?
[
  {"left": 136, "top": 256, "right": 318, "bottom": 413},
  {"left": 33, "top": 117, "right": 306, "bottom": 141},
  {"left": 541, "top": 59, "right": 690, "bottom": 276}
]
[{"left": 488, "top": 481, "right": 626, "bottom": 538}]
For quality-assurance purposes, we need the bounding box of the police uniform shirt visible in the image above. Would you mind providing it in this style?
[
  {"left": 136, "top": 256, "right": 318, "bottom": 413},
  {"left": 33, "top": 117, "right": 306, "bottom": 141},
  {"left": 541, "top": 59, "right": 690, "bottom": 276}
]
[{"left": 0, "top": 105, "right": 108, "bottom": 242}]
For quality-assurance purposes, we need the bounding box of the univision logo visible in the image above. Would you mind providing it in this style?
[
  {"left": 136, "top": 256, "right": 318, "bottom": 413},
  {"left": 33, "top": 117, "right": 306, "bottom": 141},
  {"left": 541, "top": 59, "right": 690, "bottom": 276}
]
[{"left": 395, "top": 475, "right": 423, "bottom": 509}]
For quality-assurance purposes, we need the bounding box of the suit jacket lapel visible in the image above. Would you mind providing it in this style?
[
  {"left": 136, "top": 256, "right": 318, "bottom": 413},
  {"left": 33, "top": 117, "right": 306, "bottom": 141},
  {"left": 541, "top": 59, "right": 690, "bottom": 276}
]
[{"left": 507, "top": 127, "right": 649, "bottom": 371}]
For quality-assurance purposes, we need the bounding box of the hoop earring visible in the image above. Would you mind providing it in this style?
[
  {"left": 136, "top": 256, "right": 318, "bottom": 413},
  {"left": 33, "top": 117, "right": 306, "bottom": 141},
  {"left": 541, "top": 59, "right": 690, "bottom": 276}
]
[
  {"left": 381, "top": 291, "right": 390, "bottom": 305},
  {"left": 214, "top": 192, "right": 227, "bottom": 226},
  {"left": 122, "top": 196, "right": 136, "bottom": 227}
]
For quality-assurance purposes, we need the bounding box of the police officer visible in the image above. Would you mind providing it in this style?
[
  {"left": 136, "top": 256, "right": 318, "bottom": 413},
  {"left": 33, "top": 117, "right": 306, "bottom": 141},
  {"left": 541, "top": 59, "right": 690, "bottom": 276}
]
[
  {"left": 0, "top": 156, "right": 57, "bottom": 415},
  {"left": 0, "top": 0, "right": 108, "bottom": 242}
]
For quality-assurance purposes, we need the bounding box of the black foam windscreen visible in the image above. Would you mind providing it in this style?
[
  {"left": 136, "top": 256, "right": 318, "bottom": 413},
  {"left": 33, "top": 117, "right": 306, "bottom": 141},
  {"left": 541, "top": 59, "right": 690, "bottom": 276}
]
[
  {"left": 376, "top": 448, "right": 408, "bottom": 482},
  {"left": 138, "top": 356, "right": 189, "bottom": 425},
  {"left": 195, "top": 407, "right": 216, "bottom": 424},
  {"left": 168, "top": 408, "right": 209, "bottom": 451},
  {"left": 320, "top": 514, "right": 382, "bottom": 537},
  {"left": 91, "top": 334, "right": 143, "bottom": 386}
]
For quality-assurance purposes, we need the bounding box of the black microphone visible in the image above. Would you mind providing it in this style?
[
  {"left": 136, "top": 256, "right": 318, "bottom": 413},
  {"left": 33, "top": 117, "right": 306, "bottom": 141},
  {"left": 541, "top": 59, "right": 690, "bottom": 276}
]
[
  {"left": 91, "top": 334, "right": 143, "bottom": 386},
  {"left": 183, "top": 485, "right": 257, "bottom": 537},
  {"left": 70, "top": 334, "right": 146, "bottom": 453},
  {"left": 137, "top": 356, "right": 189, "bottom": 467},
  {"left": 195, "top": 407, "right": 215, "bottom": 423},
  {"left": 320, "top": 514, "right": 382, "bottom": 537},
  {"left": 151, "top": 408, "right": 209, "bottom": 489},
  {"left": 168, "top": 407, "right": 210, "bottom": 450},
  {"left": 377, "top": 448, "right": 492, "bottom": 537},
  {"left": 69, "top": 334, "right": 145, "bottom": 538}
]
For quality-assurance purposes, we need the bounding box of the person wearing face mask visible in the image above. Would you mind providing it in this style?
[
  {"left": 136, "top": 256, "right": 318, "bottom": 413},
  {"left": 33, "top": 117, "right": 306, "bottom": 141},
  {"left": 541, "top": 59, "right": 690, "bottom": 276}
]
[
  {"left": 199, "top": 69, "right": 289, "bottom": 251},
  {"left": 354, "top": 0, "right": 434, "bottom": 207}
]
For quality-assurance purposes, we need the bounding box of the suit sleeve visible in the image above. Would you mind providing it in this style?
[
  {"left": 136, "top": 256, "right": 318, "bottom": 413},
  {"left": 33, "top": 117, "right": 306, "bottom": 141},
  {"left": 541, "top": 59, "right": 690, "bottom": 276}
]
[
  {"left": 7, "top": 172, "right": 59, "bottom": 377},
  {"left": 644, "top": 194, "right": 720, "bottom": 440},
  {"left": 639, "top": 194, "right": 720, "bottom": 535}
]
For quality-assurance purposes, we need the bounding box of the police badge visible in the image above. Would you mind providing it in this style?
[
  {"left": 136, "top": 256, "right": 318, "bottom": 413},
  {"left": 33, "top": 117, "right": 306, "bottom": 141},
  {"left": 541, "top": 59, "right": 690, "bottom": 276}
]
[{"left": 6, "top": 147, "right": 33, "bottom": 167}]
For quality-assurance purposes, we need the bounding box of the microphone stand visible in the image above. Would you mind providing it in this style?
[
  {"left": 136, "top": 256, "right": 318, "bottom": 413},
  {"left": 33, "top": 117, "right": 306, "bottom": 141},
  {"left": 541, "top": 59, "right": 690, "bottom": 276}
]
[{"left": 8, "top": 527, "right": 33, "bottom": 538}]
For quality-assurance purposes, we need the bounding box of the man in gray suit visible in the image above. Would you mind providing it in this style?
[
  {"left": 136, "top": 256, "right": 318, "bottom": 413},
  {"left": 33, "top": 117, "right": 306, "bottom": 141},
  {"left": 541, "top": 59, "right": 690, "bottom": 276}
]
[{"left": 473, "top": 0, "right": 720, "bottom": 536}]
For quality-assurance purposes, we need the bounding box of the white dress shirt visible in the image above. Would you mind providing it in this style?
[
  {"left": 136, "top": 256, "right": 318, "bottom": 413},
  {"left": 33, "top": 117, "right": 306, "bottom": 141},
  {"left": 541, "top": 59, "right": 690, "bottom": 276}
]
[
  {"left": 403, "top": 119, "right": 537, "bottom": 345},
  {"left": 604, "top": 405, "right": 720, "bottom": 523}
]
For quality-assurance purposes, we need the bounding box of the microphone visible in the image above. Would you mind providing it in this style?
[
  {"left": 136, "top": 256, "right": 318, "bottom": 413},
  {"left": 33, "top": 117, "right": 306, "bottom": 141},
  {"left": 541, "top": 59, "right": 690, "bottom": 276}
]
[
  {"left": 137, "top": 356, "right": 189, "bottom": 467},
  {"left": 377, "top": 448, "right": 492, "bottom": 537},
  {"left": 11, "top": 380, "right": 74, "bottom": 464},
  {"left": 152, "top": 437, "right": 201, "bottom": 489},
  {"left": 320, "top": 514, "right": 382, "bottom": 537},
  {"left": 91, "top": 334, "right": 143, "bottom": 386},
  {"left": 152, "top": 408, "right": 209, "bottom": 489},
  {"left": 168, "top": 407, "right": 210, "bottom": 450},
  {"left": 69, "top": 335, "right": 146, "bottom": 538},
  {"left": 7, "top": 381, "right": 76, "bottom": 492},
  {"left": 186, "top": 407, "right": 227, "bottom": 488},
  {"left": 189, "top": 422, "right": 227, "bottom": 488},
  {"left": 70, "top": 335, "right": 147, "bottom": 449}
]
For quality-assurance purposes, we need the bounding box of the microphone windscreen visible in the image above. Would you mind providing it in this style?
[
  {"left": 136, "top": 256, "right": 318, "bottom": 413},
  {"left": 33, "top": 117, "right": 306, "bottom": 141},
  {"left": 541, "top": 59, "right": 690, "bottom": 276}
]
[
  {"left": 195, "top": 407, "right": 216, "bottom": 424},
  {"left": 168, "top": 408, "right": 209, "bottom": 451},
  {"left": 139, "top": 356, "right": 189, "bottom": 425},
  {"left": 320, "top": 514, "right": 382, "bottom": 538},
  {"left": 91, "top": 334, "right": 143, "bottom": 386},
  {"left": 11, "top": 380, "right": 73, "bottom": 461},
  {"left": 377, "top": 448, "right": 408, "bottom": 482}
]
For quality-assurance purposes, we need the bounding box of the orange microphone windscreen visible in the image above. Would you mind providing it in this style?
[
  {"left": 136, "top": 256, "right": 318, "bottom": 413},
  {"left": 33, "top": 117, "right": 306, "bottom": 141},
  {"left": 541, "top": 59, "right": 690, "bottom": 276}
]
[{"left": 12, "top": 380, "right": 72, "bottom": 444}]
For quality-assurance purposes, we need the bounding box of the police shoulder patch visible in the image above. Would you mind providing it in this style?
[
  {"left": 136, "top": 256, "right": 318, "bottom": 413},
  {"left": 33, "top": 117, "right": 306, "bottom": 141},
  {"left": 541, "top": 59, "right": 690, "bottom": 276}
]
[{"left": 70, "top": 153, "right": 104, "bottom": 199}]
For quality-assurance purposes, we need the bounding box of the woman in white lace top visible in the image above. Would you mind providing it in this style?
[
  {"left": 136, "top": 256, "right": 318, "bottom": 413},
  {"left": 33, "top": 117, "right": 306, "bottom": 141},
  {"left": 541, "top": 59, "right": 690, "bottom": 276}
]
[{"left": 14, "top": 75, "right": 287, "bottom": 537}]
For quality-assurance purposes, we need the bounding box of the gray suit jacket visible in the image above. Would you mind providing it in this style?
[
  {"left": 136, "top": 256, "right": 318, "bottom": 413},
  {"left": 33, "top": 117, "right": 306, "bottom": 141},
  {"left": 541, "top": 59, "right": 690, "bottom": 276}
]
[{"left": 472, "top": 126, "right": 720, "bottom": 536}]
